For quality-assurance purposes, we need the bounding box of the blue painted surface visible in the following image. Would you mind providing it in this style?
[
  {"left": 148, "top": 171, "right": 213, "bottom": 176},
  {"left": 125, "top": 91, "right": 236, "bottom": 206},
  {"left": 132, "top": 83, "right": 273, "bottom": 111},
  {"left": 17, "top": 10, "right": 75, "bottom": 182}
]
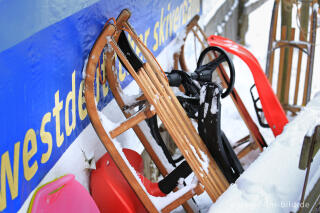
[{"left": 0, "top": 0, "right": 200, "bottom": 211}]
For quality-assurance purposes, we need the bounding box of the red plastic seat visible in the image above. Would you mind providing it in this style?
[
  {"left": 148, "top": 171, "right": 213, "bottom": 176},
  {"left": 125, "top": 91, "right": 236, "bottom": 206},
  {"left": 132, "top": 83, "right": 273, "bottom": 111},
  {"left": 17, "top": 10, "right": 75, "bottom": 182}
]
[
  {"left": 90, "top": 149, "right": 147, "bottom": 213},
  {"left": 208, "top": 35, "right": 288, "bottom": 136}
]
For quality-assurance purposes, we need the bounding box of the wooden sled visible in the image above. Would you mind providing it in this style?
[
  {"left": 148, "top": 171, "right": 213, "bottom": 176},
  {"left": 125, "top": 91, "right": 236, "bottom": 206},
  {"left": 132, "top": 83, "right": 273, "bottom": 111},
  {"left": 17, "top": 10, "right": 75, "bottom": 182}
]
[
  {"left": 85, "top": 9, "right": 228, "bottom": 213},
  {"left": 265, "top": 0, "right": 318, "bottom": 112},
  {"left": 173, "top": 15, "right": 267, "bottom": 157}
]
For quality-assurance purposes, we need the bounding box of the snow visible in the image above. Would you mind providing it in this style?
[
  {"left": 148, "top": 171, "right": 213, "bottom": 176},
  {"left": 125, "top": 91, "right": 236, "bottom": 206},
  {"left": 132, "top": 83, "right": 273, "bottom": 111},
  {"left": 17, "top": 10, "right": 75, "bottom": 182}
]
[
  {"left": 204, "top": 103, "right": 209, "bottom": 118},
  {"left": 210, "top": 87, "right": 220, "bottom": 114},
  {"left": 156, "top": 29, "right": 187, "bottom": 72},
  {"left": 244, "top": 0, "right": 261, "bottom": 8},
  {"left": 82, "top": 57, "right": 88, "bottom": 79},
  {"left": 314, "top": 2, "right": 319, "bottom": 12},
  {"left": 104, "top": 43, "right": 113, "bottom": 53},
  {"left": 208, "top": 93, "right": 320, "bottom": 213},
  {"left": 200, "top": 86, "right": 206, "bottom": 104},
  {"left": 105, "top": 35, "right": 112, "bottom": 42},
  {"left": 215, "top": 0, "right": 239, "bottom": 35},
  {"left": 190, "top": 143, "right": 210, "bottom": 175},
  {"left": 138, "top": 121, "right": 175, "bottom": 172}
]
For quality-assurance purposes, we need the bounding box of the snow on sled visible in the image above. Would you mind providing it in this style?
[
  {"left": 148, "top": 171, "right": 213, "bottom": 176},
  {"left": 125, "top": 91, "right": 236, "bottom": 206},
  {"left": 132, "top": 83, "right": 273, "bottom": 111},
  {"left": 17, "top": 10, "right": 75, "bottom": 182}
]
[{"left": 84, "top": 9, "right": 240, "bottom": 213}]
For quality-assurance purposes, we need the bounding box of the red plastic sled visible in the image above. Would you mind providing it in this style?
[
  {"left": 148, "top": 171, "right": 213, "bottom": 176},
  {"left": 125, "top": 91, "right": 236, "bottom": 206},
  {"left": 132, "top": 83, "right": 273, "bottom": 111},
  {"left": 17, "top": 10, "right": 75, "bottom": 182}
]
[
  {"left": 208, "top": 35, "right": 288, "bottom": 136},
  {"left": 90, "top": 148, "right": 165, "bottom": 213},
  {"left": 90, "top": 148, "right": 146, "bottom": 213}
]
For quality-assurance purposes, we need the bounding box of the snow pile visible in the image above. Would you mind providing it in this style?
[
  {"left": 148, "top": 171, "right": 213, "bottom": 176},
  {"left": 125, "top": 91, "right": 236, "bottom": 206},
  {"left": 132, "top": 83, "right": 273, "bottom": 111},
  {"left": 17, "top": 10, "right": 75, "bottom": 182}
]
[
  {"left": 200, "top": 0, "right": 226, "bottom": 26},
  {"left": 208, "top": 92, "right": 320, "bottom": 213}
]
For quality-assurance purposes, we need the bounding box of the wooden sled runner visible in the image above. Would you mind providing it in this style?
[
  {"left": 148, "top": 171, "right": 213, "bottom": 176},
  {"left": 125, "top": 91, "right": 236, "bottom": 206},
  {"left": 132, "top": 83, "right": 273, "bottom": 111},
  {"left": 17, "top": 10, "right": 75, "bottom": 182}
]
[{"left": 85, "top": 9, "right": 228, "bottom": 213}]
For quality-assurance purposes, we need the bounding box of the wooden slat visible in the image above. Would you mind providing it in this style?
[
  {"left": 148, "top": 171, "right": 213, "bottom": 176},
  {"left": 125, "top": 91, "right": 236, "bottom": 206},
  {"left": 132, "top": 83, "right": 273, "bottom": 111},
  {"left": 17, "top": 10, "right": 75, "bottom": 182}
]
[
  {"left": 137, "top": 40, "right": 229, "bottom": 190},
  {"left": 299, "top": 126, "right": 320, "bottom": 170},
  {"left": 192, "top": 28, "right": 206, "bottom": 50},
  {"left": 303, "top": 4, "right": 317, "bottom": 105},
  {"left": 298, "top": 126, "right": 320, "bottom": 213},
  {"left": 283, "top": 28, "right": 296, "bottom": 105},
  {"left": 140, "top": 61, "right": 228, "bottom": 198},
  {"left": 294, "top": 31, "right": 305, "bottom": 105},
  {"left": 131, "top": 34, "right": 228, "bottom": 193},
  {"left": 179, "top": 15, "right": 201, "bottom": 71},
  {"left": 276, "top": 26, "right": 287, "bottom": 100},
  {"left": 161, "top": 184, "right": 204, "bottom": 213},
  {"left": 282, "top": 104, "right": 301, "bottom": 115},
  {"left": 266, "top": 0, "right": 280, "bottom": 83},
  {"left": 197, "top": 24, "right": 208, "bottom": 41},
  {"left": 274, "top": 41, "right": 308, "bottom": 50},
  {"left": 138, "top": 69, "right": 225, "bottom": 201},
  {"left": 233, "top": 135, "right": 251, "bottom": 148},
  {"left": 138, "top": 66, "right": 223, "bottom": 194},
  {"left": 237, "top": 142, "right": 258, "bottom": 159},
  {"left": 299, "top": 135, "right": 313, "bottom": 170},
  {"left": 297, "top": 176, "right": 320, "bottom": 213},
  {"left": 109, "top": 106, "right": 155, "bottom": 138}
]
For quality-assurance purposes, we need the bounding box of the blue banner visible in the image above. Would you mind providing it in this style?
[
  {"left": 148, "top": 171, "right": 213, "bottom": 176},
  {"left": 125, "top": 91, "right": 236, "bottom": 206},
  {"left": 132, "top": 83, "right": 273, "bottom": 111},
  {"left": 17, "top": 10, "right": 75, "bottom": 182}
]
[{"left": 0, "top": 0, "right": 200, "bottom": 211}]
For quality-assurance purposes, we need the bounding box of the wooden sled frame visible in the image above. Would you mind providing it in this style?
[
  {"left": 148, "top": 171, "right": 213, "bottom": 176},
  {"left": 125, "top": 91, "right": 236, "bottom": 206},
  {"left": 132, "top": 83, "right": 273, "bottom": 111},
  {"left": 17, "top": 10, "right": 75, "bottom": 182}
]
[
  {"left": 266, "top": 0, "right": 318, "bottom": 111},
  {"left": 173, "top": 15, "right": 267, "bottom": 156},
  {"left": 85, "top": 9, "right": 228, "bottom": 213}
]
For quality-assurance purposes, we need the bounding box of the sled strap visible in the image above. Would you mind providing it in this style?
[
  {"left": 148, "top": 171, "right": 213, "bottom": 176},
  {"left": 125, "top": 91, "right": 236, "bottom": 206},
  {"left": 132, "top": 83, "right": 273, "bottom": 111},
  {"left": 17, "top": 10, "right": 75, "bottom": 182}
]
[{"left": 158, "top": 161, "right": 192, "bottom": 194}]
